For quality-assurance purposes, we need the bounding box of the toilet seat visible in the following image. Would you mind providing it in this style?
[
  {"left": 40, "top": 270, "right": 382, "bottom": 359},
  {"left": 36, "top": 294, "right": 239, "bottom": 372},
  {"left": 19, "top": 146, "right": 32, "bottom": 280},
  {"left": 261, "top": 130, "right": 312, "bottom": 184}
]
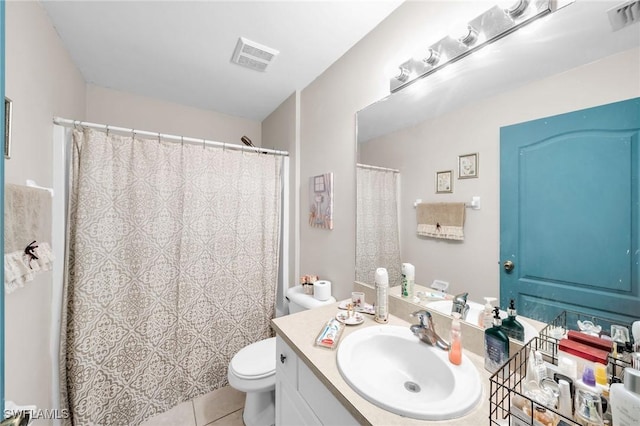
[{"left": 229, "top": 337, "right": 276, "bottom": 380}]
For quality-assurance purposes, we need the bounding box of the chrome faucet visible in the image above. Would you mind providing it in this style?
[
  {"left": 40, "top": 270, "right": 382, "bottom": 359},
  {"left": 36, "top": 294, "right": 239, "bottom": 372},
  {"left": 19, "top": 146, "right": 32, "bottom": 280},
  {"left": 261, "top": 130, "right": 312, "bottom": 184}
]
[
  {"left": 451, "top": 292, "right": 470, "bottom": 320},
  {"left": 410, "top": 310, "right": 450, "bottom": 351}
]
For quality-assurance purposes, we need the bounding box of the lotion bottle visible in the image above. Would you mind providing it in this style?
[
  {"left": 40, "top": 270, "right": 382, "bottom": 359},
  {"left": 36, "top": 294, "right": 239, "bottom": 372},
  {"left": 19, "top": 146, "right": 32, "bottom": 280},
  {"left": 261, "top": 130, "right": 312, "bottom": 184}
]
[
  {"left": 449, "top": 312, "right": 462, "bottom": 365},
  {"left": 610, "top": 367, "right": 640, "bottom": 426},
  {"left": 374, "top": 268, "right": 389, "bottom": 324},
  {"left": 478, "top": 297, "right": 497, "bottom": 329},
  {"left": 484, "top": 307, "right": 509, "bottom": 373},
  {"left": 401, "top": 263, "right": 415, "bottom": 299}
]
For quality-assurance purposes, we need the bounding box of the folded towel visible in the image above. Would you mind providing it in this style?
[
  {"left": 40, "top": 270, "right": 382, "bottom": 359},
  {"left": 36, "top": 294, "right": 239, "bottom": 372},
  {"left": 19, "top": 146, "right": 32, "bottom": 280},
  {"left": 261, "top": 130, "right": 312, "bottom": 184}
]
[
  {"left": 4, "top": 242, "right": 55, "bottom": 294},
  {"left": 416, "top": 202, "right": 466, "bottom": 241},
  {"left": 4, "top": 184, "right": 54, "bottom": 293}
]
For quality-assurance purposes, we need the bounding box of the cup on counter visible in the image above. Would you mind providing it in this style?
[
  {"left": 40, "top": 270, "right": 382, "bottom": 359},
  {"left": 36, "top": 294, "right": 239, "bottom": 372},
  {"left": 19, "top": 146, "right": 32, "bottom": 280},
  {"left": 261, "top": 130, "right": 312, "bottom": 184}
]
[{"left": 351, "top": 292, "right": 365, "bottom": 310}]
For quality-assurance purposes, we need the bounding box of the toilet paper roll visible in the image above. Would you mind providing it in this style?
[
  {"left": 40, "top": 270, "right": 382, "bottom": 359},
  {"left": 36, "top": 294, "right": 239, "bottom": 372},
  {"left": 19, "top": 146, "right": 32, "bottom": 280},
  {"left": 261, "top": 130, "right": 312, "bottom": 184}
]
[{"left": 313, "top": 280, "right": 332, "bottom": 301}]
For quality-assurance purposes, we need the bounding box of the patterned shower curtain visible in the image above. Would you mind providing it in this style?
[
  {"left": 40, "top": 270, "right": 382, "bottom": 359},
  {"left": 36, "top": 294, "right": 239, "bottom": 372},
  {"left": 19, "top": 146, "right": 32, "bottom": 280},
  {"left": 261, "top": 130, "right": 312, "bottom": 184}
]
[
  {"left": 355, "top": 166, "right": 402, "bottom": 287},
  {"left": 61, "top": 128, "right": 282, "bottom": 425}
]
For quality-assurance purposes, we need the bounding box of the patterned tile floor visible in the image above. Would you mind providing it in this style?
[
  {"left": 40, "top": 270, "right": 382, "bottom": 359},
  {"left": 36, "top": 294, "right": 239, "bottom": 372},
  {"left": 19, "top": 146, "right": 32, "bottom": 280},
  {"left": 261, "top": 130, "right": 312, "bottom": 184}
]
[{"left": 140, "top": 386, "right": 245, "bottom": 426}]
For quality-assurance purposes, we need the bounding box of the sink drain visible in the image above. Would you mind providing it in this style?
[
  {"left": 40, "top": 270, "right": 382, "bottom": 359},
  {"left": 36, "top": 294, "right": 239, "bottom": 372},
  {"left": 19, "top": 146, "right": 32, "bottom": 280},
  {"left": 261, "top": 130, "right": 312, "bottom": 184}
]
[{"left": 404, "top": 381, "right": 421, "bottom": 393}]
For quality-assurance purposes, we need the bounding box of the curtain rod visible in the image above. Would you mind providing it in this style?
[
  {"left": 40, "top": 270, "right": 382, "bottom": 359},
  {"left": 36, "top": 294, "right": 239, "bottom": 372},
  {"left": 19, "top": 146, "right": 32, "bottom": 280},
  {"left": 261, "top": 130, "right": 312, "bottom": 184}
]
[
  {"left": 53, "top": 117, "right": 289, "bottom": 157},
  {"left": 357, "top": 163, "right": 400, "bottom": 173}
]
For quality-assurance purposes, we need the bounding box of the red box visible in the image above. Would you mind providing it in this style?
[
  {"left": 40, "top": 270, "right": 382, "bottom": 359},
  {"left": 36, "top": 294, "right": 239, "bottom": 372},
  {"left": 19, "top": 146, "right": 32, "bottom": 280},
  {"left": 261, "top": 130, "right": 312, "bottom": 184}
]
[
  {"left": 567, "top": 330, "right": 613, "bottom": 352},
  {"left": 559, "top": 338, "right": 609, "bottom": 364}
]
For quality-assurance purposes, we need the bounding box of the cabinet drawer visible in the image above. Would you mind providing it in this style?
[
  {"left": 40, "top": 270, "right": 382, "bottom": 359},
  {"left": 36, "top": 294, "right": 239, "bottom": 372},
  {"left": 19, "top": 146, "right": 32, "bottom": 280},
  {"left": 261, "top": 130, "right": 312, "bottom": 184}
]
[{"left": 276, "top": 336, "right": 297, "bottom": 387}]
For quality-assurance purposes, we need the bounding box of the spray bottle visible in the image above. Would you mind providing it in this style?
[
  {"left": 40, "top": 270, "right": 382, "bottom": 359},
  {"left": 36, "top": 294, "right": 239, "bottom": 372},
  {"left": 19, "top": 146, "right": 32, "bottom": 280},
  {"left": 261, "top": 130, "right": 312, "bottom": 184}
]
[{"left": 374, "top": 268, "right": 389, "bottom": 323}]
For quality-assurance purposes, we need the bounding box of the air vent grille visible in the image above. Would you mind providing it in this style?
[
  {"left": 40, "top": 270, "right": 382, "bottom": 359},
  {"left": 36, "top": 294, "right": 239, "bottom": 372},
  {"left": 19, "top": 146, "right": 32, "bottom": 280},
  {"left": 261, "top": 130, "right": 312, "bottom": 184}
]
[
  {"left": 608, "top": 0, "right": 640, "bottom": 31},
  {"left": 231, "top": 37, "right": 279, "bottom": 72}
]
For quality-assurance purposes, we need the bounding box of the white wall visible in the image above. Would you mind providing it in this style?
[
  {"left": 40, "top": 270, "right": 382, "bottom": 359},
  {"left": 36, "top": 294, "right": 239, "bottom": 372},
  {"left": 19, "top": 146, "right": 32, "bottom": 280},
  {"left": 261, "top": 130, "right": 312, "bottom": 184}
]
[
  {"left": 5, "top": 0, "right": 86, "bottom": 416},
  {"left": 360, "top": 48, "right": 640, "bottom": 302},
  {"left": 262, "top": 91, "right": 299, "bottom": 293},
  {"left": 86, "top": 84, "right": 262, "bottom": 147}
]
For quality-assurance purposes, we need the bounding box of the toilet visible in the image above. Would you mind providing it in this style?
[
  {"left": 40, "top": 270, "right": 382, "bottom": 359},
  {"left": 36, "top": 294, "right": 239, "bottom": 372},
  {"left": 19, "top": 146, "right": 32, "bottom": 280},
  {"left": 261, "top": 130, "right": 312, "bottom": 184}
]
[{"left": 227, "top": 285, "right": 336, "bottom": 426}]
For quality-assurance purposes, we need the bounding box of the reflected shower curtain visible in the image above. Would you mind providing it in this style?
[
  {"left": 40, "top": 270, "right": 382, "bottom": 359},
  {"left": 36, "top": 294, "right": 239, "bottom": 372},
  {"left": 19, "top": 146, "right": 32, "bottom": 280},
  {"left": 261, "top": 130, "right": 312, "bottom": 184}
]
[
  {"left": 62, "top": 128, "right": 282, "bottom": 425},
  {"left": 356, "top": 166, "right": 402, "bottom": 287}
]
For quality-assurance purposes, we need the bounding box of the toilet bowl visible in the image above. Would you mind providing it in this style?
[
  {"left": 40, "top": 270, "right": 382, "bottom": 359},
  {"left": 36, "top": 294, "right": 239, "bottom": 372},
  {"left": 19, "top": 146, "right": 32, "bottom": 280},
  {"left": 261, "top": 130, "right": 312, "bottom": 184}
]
[{"left": 227, "top": 285, "right": 336, "bottom": 426}]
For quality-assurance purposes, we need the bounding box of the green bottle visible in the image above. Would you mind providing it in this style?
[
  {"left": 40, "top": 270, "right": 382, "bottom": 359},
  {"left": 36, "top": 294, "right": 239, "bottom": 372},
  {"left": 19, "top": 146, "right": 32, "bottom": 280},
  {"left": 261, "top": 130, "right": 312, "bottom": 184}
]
[
  {"left": 501, "top": 299, "right": 525, "bottom": 342},
  {"left": 484, "top": 307, "right": 510, "bottom": 373}
]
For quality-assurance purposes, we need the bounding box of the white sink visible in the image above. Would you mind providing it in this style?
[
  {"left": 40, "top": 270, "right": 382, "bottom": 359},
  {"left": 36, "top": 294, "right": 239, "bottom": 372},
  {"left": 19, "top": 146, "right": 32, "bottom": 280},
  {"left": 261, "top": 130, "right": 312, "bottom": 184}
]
[
  {"left": 425, "top": 300, "right": 539, "bottom": 342},
  {"left": 336, "top": 325, "right": 482, "bottom": 421}
]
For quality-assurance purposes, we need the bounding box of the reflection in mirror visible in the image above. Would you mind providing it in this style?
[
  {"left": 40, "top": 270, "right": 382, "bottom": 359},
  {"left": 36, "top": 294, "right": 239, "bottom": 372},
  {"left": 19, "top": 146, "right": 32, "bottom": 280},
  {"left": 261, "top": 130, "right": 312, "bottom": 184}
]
[
  {"left": 355, "top": 1, "right": 640, "bottom": 329},
  {"left": 355, "top": 164, "right": 401, "bottom": 286}
]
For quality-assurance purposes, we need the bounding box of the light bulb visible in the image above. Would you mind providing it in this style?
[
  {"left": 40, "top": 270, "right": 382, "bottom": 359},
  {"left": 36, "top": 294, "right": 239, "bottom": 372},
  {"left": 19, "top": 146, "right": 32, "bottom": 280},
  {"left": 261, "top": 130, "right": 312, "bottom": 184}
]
[
  {"left": 394, "top": 67, "right": 410, "bottom": 83},
  {"left": 458, "top": 26, "right": 479, "bottom": 46},
  {"left": 500, "top": 0, "right": 529, "bottom": 17},
  {"left": 423, "top": 48, "right": 440, "bottom": 66}
]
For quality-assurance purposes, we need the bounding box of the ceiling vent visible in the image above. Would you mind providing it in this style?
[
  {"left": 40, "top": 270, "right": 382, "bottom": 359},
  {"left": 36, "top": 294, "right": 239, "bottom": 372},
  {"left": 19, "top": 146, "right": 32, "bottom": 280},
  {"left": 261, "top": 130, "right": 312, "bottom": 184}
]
[
  {"left": 608, "top": 0, "right": 640, "bottom": 31},
  {"left": 231, "top": 37, "right": 279, "bottom": 72}
]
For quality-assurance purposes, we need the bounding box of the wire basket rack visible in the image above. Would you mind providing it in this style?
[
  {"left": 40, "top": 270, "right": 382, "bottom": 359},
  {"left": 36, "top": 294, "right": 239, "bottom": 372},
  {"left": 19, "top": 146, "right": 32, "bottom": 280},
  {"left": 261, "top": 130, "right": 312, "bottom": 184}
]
[{"left": 489, "top": 310, "right": 633, "bottom": 426}]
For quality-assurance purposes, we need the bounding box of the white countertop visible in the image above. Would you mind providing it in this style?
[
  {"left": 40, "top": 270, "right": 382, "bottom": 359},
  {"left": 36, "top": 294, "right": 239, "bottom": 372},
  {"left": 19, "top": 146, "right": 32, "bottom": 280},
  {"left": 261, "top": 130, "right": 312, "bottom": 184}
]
[{"left": 272, "top": 301, "right": 492, "bottom": 426}]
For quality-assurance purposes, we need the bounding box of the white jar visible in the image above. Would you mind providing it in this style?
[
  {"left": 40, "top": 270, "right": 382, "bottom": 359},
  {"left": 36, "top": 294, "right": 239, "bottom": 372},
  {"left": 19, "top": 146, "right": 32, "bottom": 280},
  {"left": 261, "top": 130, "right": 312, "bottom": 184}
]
[{"left": 610, "top": 367, "right": 640, "bottom": 426}]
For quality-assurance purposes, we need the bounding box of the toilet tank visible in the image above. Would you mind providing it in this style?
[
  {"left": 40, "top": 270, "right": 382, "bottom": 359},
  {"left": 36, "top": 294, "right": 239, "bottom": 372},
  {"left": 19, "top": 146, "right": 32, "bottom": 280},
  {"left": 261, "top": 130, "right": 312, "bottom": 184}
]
[{"left": 286, "top": 285, "right": 336, "bottom": 314}]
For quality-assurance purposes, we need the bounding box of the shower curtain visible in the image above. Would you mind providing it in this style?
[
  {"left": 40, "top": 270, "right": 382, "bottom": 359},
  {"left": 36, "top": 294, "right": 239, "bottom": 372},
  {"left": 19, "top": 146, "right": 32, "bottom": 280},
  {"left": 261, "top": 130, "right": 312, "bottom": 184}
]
[
  {"left": 61, "top": 128, "right": 282, "bottom": 425},
  {"left": 355, "top": 166, "right": 402, "bottom": 287}
]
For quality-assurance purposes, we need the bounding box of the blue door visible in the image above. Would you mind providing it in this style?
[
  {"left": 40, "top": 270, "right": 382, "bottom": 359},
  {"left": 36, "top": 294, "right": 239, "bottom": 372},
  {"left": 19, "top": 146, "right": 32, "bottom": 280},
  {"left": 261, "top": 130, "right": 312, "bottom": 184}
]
[{"left": 500, "top": 98, "right": 640, "bottom": 326}]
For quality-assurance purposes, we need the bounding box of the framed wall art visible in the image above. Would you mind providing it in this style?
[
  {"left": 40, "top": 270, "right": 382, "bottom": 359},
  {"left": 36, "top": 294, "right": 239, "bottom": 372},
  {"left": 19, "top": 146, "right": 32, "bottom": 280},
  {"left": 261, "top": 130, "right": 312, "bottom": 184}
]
[
  {"left": 309, "top": 173, "right": 334, "bottom": 230},
  {"left": 436, "top": 170, "right": 453, "bottom": 193},
  {"left": 458, "top": 152, "right": 478, "bottom": 179}
]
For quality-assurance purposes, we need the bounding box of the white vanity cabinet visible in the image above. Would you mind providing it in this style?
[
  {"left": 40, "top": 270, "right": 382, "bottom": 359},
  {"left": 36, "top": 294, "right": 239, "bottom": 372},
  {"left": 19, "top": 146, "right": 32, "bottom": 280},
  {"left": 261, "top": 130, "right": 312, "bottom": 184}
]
[{"left": 275, "top": 336, "right": 359, "bottom": 426}]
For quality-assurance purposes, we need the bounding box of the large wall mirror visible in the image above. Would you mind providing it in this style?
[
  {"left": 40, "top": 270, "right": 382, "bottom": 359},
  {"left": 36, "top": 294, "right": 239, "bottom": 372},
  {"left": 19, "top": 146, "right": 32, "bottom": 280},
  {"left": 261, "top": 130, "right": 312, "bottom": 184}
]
[{"left": 355, "top": 1, "right": 640, "bottom": 332}]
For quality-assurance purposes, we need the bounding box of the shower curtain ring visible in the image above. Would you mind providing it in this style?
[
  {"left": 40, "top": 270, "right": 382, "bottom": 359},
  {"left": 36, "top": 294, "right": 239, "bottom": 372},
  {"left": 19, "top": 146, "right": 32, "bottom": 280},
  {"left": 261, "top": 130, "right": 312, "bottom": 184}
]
[
  {"left": 158, "top": 132, "right": 161, "bottom": 144},
  {"left": 132, "top": 129, "right": 136, "bottom": 139},
  {"left": 181, "top": 136, "right": 184, "bottom": 147},
  {"left": 106, "top": 125, "right": 110, "bottom": 137},
  {"left": 202, "top": 138, "right": 206, "bottom": 149}
]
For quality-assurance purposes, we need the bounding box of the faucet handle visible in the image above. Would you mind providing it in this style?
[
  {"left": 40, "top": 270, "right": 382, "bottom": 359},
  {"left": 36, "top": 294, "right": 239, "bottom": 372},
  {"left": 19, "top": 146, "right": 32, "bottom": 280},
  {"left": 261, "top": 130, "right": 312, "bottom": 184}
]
[
  {"left": 410, "top": 310, "right": 432, "bottom": 327},
  {"left": 454, "top": 292, "right": 469, "bottom": 304}
]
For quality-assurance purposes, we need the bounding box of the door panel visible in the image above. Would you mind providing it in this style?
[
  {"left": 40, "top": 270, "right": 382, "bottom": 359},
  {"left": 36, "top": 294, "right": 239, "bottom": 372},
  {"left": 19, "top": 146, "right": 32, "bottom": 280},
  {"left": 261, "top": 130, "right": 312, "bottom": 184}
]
[{"left": 500, "top": 98, "right": 640, "bottom": 326}]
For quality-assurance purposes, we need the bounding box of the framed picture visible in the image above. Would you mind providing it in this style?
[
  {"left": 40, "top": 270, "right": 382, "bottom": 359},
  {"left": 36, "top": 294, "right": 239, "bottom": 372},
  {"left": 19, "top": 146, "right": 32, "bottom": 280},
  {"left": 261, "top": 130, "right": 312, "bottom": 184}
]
[
  {"left": 436, "top": 170, "right": 453, "bottom": 193},
  {"left": 458, "top": 152, "right": 478, "bottom": 179},
  {"left": 309, "top": 173, "right": 334, "bottom": 230},
  {"left": 4, "top": 97, "right": 12, "bottom": 159}
]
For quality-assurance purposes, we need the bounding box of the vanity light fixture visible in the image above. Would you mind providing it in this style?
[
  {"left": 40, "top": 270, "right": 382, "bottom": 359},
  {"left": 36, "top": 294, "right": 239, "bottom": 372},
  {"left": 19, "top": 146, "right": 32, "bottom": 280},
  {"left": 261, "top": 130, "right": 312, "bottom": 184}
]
[{"left": 390, "top": 0, "right": 552, "bottom": 92}]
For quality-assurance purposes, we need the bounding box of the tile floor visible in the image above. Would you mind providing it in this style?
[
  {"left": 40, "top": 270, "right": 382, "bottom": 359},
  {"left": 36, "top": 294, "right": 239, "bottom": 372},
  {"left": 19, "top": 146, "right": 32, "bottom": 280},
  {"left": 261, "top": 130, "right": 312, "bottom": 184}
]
[{"left": 140, "top": 386, "right": 245, "bottom": 426}]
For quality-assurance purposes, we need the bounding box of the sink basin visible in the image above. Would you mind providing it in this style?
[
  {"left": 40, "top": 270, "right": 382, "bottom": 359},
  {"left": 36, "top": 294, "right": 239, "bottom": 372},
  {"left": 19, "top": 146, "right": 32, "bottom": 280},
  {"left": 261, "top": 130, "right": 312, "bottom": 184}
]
[
  {"left": 336, "top": 325, "right": 482, "bottom": 420},
  {"left": 426, "top": 300, "right": 539, "bottom": 342}
]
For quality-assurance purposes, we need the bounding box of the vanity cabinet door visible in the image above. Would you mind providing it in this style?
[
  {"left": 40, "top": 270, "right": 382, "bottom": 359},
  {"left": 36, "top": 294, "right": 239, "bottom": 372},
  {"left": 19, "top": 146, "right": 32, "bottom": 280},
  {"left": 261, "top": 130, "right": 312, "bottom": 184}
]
[
  {"left": 276, "top": 336, "right": 297, "bottom": 386},
  {"left": 276, "top": 378, "right": 322, "bottom": 426}
]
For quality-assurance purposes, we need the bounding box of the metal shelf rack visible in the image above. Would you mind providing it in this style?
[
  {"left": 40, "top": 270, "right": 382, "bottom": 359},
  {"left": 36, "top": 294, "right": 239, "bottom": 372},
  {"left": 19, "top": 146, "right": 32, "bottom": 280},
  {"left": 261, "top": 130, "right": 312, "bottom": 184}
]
[{"left": 489, "top": 310, "right": 633, "bottom": 426}]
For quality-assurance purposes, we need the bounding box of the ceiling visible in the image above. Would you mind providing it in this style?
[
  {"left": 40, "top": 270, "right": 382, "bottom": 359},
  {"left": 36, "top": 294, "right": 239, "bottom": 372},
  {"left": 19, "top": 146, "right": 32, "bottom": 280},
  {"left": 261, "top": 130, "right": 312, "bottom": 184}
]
[
  {"left": 358, "top": 0, "right": 640, "bottom": 142},
  {"left": 40, "top": 0, "right": 404, "bottom": 122}
]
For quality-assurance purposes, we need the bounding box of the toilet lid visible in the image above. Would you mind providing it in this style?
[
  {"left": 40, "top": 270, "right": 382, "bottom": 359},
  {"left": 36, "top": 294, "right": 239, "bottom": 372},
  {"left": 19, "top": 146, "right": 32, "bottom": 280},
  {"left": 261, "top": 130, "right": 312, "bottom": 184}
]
[{"left": 230, "top": 337, "right": 276, "bottom": 379}]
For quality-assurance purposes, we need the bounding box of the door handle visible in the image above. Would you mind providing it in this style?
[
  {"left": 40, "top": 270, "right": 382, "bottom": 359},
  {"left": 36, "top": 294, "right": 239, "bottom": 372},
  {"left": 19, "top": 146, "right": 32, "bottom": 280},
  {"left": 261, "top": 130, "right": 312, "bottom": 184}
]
[
  {"left": 503, "top": 260, "right": 515, "bottom": 272},
  {"left": 280, "top": 354, "right": 287, "bottom": 364}
]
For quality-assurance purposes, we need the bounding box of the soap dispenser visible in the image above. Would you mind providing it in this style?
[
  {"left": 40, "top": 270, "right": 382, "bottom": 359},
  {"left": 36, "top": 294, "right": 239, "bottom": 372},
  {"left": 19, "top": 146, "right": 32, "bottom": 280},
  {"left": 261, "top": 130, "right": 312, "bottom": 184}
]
[
  {"left": 501, "top": 299, "right": 525, "bottom": 342},
  {"left": 478, "top": 297, "right": 497, "bottom": 329},
  {"left": 484, "top": 307, "right": 510, "bottom": 373},
  {"left": 449, "top": 312, "right": 462, "bottom": 365}
]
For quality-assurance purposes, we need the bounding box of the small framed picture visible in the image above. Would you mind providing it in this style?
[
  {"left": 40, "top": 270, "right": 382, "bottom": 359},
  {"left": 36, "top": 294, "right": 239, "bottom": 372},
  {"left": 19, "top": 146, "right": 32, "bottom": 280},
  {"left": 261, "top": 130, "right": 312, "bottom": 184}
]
[
  {"left": 4, "top": 97, "right": 12, "bottom": 159},
  {"left": 458, "top": 152, "right": 478, "bottom": 179},
  {"left": 436, "top": 170, "right": 453, "bottom": 193}
]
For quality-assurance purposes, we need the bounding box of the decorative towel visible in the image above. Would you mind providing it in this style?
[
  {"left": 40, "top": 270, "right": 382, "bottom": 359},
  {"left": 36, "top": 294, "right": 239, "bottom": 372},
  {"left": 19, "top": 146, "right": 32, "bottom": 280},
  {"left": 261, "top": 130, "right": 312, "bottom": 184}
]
[
  {"left": 4, "top": 184, "right": 55, "bottom": 293},
  {"left": 416, "top": 202, "right": 466, "bottom": 241}
]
